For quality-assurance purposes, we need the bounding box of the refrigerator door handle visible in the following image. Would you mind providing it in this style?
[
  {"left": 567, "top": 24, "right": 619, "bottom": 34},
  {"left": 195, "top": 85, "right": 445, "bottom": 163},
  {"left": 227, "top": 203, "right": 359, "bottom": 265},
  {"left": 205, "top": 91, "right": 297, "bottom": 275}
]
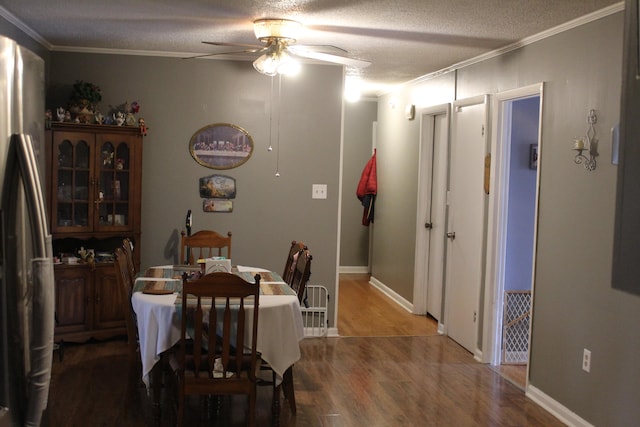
[{"left": 2, "top": 134, "right": 54, "bottom": 427}]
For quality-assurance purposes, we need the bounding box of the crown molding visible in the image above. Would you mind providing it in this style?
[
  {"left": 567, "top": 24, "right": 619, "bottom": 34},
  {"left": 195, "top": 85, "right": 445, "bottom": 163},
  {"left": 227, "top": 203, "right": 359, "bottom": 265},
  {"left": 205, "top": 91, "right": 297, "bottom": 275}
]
[
  {"left": 0, "top": 5, "right": 51, "bottom": 49},
  {"left": 395, "top": 1, "right": 625, "bottom": 95}
]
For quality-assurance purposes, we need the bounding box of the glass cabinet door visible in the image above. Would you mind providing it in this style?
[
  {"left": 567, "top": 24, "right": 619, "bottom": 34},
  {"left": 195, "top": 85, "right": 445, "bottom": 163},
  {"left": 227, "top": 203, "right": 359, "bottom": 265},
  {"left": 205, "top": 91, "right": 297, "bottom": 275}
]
[
  {"left": 53, "top": 133, "right": 92, "bottom": 232},
  {"left": 96, "top": 136, "right": 132, "bottom": 230}
]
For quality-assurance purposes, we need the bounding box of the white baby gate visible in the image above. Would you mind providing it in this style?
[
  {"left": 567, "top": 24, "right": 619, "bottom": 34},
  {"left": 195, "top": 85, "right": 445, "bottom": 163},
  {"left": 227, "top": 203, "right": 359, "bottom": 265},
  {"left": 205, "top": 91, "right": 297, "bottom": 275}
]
[{"left": 301, "top": 285, "right": 329, "bottom": 337}]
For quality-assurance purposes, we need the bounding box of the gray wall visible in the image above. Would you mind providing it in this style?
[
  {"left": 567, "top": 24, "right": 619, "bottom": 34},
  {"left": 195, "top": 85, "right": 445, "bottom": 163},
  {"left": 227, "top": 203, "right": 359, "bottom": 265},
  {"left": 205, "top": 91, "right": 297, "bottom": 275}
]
[
  {"left": 340, "top": 100, "right": 377, "bottom": 269},
  {"left": 46, "top": 53, "right": 344, "bottom": 325},
  {"left": 374, "top": 11, "right": 640, "bottom": 426},
  {"left": 373, "top": 72, "right": 456, "bottom": 301}
]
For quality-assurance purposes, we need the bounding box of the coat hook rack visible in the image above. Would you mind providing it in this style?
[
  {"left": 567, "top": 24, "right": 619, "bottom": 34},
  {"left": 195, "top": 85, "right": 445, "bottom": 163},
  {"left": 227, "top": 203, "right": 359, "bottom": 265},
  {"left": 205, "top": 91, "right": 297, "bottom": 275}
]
[{"left": 572, "top": 109, "right": 598, "bottom": 171}]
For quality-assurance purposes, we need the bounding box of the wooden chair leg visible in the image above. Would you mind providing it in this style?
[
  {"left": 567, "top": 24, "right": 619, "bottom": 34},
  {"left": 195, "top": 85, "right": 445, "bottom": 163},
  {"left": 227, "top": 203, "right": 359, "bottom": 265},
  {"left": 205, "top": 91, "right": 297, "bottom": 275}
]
[
  {"left": 282, "top": 366, "right": 296, "bottom": 414},
  {"left": 271, "top": 369, "right": 281, "bottom": 426},
  {"left": 249, "top": 389, "right": 257, "bottom": 427}
]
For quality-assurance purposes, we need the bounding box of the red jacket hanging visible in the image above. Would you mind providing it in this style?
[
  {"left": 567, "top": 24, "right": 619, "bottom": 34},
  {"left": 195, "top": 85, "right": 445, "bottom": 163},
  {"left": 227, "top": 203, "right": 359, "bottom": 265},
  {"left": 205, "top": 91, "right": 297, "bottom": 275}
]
[{"left": 356, "top": 149, "right": 377, "bottom": 226}]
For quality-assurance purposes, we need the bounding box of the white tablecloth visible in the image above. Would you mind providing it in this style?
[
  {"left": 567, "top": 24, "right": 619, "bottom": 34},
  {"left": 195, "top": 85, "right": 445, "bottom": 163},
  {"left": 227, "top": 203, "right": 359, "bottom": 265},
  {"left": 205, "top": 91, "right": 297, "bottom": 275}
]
[{"left": 131, "top": 266, "right": 305, "bottom": 388}]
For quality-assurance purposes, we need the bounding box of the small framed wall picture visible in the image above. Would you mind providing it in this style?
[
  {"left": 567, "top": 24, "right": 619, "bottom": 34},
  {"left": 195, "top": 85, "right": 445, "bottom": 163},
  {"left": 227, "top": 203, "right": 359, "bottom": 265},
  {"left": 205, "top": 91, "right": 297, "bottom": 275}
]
[
  {"left": 199, "top": 174, "right": 236, "bottom": 199},
  {"left": 203, "top": 199, "right": 233, "bottom": 213}
]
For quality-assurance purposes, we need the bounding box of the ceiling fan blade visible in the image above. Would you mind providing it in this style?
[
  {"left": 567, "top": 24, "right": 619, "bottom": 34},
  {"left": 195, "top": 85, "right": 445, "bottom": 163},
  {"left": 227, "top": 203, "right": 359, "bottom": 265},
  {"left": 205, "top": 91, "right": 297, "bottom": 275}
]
[
  {"left": 289, "top": 47, "right": 370, "bottom": 68},
  {"left": 293, "top": 44, "right": 348, "bottom": 54},
  {"left": 202, "top": 41, "right": 264, "bottom": 49},
  {"left": 183, "top": 48, "right": 265, "bottom": 60}
]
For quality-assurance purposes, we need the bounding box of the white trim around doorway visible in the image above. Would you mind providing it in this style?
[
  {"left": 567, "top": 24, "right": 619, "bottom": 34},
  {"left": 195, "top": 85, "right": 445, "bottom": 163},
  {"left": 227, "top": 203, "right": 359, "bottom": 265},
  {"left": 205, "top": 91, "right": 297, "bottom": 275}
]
[{"left": 483, "top": 83, "right": 544, "bottom": 381}]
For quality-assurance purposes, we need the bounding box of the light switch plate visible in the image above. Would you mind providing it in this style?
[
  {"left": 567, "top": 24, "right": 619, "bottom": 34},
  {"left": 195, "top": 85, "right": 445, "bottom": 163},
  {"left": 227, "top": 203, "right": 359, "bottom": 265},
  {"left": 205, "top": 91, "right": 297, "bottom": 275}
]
[{"left": 312, "top": 184, "right": 327, "bottom": 199}]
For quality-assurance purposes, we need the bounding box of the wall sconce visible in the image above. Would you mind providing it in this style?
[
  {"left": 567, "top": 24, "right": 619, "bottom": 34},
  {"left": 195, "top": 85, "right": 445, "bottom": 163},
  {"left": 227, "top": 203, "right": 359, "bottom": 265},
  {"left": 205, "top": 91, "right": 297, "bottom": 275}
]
[
  {"left": 405, "top": 104, "right": 415, "bottom": 120},
  {"left": 572, "top": 109, "right": 598, "bottom": 171}
]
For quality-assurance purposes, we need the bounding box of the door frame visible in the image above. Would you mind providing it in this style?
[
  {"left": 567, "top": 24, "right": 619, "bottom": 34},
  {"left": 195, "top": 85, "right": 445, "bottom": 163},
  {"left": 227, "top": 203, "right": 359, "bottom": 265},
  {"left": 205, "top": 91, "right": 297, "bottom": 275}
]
[
  {"left": 413, "top": 103, "right": 450, "bottom": 333},
  {"left": 482, "top": 83, "right": 544, "bottom": 373}
]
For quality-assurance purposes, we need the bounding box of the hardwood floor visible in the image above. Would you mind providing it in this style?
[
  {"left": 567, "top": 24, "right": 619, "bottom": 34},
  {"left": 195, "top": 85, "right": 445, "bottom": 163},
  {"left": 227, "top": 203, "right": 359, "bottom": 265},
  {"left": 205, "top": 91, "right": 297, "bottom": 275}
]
[
  {"left": 339, "top": 273, "right": 527, "bottom": 390},
  {"left": 338, "top": 274, "right": 438, "bottom": 337},
  {"left": 46, "top": 274, "right": 555, "bottom": 426}
]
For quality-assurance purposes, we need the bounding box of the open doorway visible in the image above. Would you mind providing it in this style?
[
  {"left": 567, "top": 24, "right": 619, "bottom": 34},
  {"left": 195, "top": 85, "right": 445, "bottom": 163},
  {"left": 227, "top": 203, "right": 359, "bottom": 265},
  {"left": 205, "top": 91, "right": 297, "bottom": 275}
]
[{"left": 484, "top": 84, "right": 543, "bottom": 390}]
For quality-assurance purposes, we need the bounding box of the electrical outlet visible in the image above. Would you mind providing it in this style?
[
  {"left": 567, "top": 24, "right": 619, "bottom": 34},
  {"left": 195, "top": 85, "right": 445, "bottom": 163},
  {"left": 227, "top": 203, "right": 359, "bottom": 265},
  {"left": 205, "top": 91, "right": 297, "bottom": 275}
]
[
  {"left": 582, "top": 348, "right": 591, "bottom": 373},
  {"left": 312, "top": 184, "right": 327, "bottom": 199}
]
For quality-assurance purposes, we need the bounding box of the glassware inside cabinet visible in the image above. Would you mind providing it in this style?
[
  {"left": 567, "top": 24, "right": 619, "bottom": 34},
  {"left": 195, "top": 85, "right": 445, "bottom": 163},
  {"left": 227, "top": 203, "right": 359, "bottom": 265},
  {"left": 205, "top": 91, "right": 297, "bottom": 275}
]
[
  {"left": 57, "top": 140, "right": 73, "bottom": 167},
  {"left": 74, "top": 170, "right": 89, "bottom": 200},
  {"left": 101, "top": 143, "right": 115, "bottom": 169},
  {"left": 74, "top": 203, "right": 88, "bottom": 226},
  {"left": 57, "top": 170, "right": 72, "bottom": 201},
  {"left": 75, "top": 141, "right": 90, "bottom": 168},
  {"left": 57, "top": 203, "right": 71, "bottom": 227},
  {"left": 115, "top": 144, "right": 130, "bottom": 170}
]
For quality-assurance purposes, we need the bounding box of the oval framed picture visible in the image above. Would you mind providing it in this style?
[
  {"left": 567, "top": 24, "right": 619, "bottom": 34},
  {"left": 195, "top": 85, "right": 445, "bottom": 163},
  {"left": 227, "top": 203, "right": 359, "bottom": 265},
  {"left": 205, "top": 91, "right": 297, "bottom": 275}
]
[{"left": 189, "top": 123, "right": 254, "bottom": 169}]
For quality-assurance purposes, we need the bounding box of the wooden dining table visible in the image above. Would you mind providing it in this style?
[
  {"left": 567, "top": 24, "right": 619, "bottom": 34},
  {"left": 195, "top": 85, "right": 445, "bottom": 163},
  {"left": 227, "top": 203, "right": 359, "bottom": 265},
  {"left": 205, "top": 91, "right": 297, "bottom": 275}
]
[{"left": 131, "top": 264, "right": 305, "bottom": 407}]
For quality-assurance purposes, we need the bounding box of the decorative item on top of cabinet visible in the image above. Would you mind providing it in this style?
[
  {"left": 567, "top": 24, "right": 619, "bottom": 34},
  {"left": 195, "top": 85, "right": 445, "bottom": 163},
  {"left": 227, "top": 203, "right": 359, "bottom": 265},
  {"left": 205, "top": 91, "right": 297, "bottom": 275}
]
[
  {"left": 66, "top": 80, "right": 103, "bottom": 124},
  {"left": 45, "top": 122, "right": 144, "bottom": 342}
]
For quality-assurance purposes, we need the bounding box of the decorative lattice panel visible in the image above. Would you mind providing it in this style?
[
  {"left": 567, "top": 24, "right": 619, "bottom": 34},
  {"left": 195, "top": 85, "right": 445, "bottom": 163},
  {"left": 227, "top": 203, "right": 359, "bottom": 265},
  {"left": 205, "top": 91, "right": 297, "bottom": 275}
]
[{"left": 502, "top": 291, "right": 531, "bottom": 365}]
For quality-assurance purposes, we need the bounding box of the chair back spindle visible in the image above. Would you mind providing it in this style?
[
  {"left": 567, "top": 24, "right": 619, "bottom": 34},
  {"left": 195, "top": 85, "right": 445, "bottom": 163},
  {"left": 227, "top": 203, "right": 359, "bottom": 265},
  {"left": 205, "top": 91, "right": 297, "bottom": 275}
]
[
  {"left": 180, "top": 230, "right": 232, "bottom": 265},
  {"left": 175, "top": 271, "right": 260, "bottom": 426}
]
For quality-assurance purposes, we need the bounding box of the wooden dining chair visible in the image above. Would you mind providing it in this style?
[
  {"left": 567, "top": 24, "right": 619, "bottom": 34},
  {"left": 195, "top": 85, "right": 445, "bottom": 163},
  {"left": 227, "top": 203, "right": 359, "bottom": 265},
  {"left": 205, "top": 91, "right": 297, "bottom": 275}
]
[
  {"left": 122, "top": 237, "right": 137, "bottom": 285},
  {"left": 113, "top": 247, "right": 141, "bottom": 410},
  {"left": 172, "top": 272, "right": 261, "bottom": 427},
  {"left": 290, "top": 248, "right": 312, "bottom": 305},
  {"left": 180, "top": 230, "right": 232, "bottom": 265},
  {"left": 279, "top": 248, "right": 311, "bottom": 418},
  {"left": 282, "top": 241, "right": 306, "bottom": 286},
  {"left": 259, "top": 246, "right": 311, "bottom": 425}
]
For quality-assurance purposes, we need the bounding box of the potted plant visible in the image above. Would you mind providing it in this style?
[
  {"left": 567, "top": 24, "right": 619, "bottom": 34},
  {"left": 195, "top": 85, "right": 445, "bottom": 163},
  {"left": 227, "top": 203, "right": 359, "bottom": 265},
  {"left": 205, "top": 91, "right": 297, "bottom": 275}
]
[{"left": 69, "top": 80, "right": 102, "bottom": 112}]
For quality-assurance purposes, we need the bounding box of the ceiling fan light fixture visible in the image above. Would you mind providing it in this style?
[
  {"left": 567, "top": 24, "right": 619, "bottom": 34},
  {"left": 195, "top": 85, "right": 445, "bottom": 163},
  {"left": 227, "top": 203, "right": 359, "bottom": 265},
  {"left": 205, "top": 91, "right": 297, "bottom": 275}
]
[
  {"left": 253, "top": 42, "right": 300, "bottom": 76},
  {"left": 253, "top": 53, "right": 278, "bottom": 76},
  {"left": 275, "top": 51, "right": 300, "bottom": 76},
  {"left": 253, "top": 19, "right": 302, "bottom": 42}
]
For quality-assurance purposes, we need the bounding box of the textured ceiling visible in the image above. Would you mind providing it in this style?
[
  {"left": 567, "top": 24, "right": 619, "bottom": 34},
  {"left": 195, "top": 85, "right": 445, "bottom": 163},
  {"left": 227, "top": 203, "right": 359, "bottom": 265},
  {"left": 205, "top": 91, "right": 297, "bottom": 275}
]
[{"left": 0, "top": 0, "right": 622, "bottom": 96}]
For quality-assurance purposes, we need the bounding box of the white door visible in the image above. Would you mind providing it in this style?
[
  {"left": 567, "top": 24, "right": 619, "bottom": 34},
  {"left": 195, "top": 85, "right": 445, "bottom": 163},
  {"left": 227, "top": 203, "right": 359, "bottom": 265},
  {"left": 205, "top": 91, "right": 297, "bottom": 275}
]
[
  {"left": 445, "top": 95, "right": 489, "bottom": 354},
  {"left": 426, "top": 113, "right": 449, "bottom": 319},
  {"left": 414, "top": 105, "right": 449, "bottom": 322}
]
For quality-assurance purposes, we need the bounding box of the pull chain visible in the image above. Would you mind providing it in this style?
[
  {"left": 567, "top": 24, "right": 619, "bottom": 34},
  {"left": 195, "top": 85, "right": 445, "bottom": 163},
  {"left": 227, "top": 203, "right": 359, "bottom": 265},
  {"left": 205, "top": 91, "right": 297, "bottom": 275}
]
[
  {"left": 268, "top": 75, "right": 274, "bottom": 152},
  {"left": 275, "top": 74, "right": 281, "bottom": 177}
]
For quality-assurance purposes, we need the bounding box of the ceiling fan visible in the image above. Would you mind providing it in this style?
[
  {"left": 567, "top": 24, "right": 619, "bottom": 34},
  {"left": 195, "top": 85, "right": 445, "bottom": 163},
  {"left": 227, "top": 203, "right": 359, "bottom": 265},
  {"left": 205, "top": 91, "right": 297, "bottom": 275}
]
[{"left": 192, "top": 18, "right": 371, "bottom": 76}]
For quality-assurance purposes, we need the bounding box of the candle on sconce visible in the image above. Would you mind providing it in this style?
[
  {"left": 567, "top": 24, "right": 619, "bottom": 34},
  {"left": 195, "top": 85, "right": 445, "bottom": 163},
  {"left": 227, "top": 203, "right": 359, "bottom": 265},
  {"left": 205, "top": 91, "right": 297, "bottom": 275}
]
[{"left": 573, "top": 138, "right": 585, "bottom": 150}]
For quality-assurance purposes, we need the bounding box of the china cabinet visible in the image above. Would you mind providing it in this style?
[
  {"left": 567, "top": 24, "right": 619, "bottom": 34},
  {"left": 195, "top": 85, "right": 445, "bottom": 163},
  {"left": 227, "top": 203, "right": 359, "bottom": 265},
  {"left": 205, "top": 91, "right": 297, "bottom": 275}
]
[{"left": 45, "top": 122, "right": 143, "bottom": 342}]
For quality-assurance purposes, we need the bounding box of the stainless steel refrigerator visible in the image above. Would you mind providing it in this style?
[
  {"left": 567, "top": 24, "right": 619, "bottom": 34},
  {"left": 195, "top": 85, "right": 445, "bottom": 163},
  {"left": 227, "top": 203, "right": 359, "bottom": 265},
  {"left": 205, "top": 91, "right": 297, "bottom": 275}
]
[{"left": 0, "top": 36, "right": 55, "bottom": 426}]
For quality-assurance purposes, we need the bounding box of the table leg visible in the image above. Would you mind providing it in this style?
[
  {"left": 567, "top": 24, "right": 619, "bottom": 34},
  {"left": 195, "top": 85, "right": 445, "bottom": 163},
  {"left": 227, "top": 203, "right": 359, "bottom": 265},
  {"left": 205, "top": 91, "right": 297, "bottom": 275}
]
[
  {"left": 272, "top": 381, "right": 281, "bottom": 426},
  {"left": 150, "top": 360, "right": 163, "bottom": 424}
]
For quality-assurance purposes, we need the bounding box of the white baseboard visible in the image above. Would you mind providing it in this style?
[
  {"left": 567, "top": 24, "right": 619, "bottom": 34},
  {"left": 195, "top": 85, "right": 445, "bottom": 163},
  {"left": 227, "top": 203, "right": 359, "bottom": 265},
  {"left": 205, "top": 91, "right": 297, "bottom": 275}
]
[
  {"left": 339, "top": 266, "right": 369, "bottom": 274},
  {"left": 369, "top": 275, "right": 413, "bottom": 313},
  {"left": 327, "top": 327, "right": 339, "bottom": 337},
  {"left": 526, "top": 384, "right": 594, "bottom": 427}
]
